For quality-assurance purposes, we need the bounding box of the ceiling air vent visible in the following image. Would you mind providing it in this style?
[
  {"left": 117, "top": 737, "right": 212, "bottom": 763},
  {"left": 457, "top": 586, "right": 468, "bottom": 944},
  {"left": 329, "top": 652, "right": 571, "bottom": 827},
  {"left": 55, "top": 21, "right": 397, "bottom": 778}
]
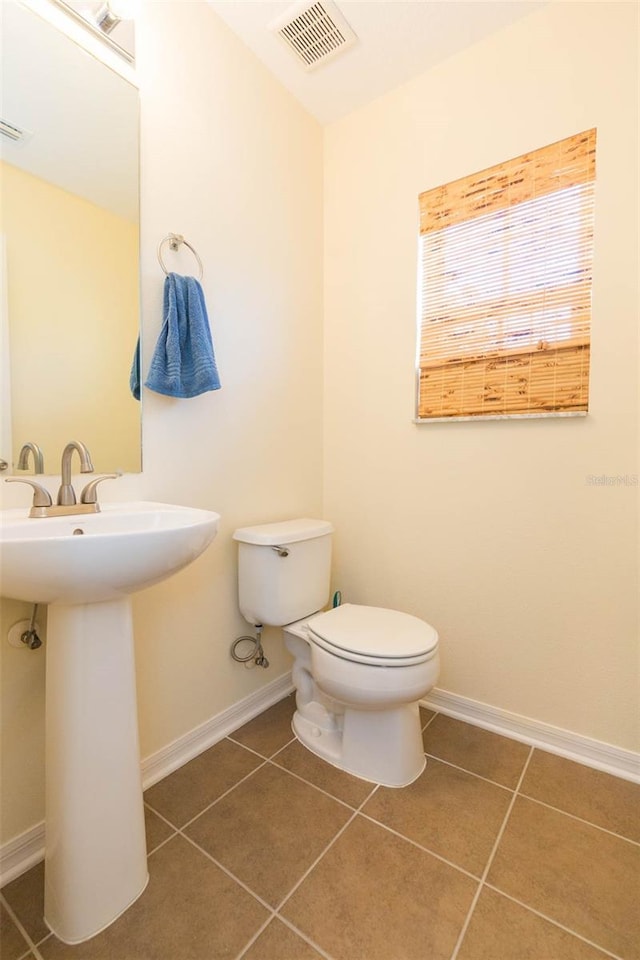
[{"left": 270, "top": 0, "right": 357, "bottom": 72}]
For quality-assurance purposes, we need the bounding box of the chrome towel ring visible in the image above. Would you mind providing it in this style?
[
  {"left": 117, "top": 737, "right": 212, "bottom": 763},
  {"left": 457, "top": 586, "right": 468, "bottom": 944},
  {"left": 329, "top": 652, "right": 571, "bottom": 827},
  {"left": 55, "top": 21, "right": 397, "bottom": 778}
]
[{"left": 157, "top": 233, "right": 204, "bottom": 281}]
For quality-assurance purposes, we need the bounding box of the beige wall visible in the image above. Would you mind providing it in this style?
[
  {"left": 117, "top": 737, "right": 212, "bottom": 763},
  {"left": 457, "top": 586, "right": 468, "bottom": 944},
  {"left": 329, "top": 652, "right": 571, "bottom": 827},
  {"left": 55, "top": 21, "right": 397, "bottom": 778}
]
[
  {"left": 0, "top": 0, "right": 323, "bottom": 846},
  {"left": 323, "top": 2, "right": 638, "bottom": 750},
  {"left": 1, "top": 161, "right": 140, "bottom": 473}
]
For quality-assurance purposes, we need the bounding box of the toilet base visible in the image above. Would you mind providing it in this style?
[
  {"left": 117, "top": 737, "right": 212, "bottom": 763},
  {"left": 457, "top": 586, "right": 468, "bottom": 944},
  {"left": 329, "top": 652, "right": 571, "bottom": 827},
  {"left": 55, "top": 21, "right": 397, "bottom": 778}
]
[{"left": 292, "top": 700, "right": 426, "bottom": 788}]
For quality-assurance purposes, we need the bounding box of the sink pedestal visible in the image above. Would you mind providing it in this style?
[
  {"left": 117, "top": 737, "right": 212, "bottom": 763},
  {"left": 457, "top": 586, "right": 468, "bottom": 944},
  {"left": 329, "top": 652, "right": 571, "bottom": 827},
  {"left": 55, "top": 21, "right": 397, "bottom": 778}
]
[
  {"left": 44, "top": 599, "right": 148, "bottom": 944},
  {"left": 0, "top": 501, "right": 221, "bottom": 942}
]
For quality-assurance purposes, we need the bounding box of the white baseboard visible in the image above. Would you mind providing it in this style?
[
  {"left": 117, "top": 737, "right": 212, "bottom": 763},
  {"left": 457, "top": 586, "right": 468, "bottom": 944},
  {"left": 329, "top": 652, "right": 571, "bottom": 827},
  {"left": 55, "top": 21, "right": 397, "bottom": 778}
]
[
  {"left": 141, "top": 671, "right": 294, "bottom": 789},
  {"left": 0, "top": 823, "right": 45, "bottom": 888},
  {"left": 0, "top": 672, "right": 294, "bottom": 887},
  {"left": 422, "top": 687, "right": 640, "bottom": 783},
  {"left": 4, "top": 678, "right": 637, "bottom": 886}
]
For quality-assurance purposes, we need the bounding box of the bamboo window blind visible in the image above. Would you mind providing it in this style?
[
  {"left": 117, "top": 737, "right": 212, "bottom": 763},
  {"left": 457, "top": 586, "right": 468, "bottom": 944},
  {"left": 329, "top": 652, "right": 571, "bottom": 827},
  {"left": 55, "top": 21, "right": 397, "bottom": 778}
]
[{"left": 416, "top": 129, "right": 596, "bottom": 421}]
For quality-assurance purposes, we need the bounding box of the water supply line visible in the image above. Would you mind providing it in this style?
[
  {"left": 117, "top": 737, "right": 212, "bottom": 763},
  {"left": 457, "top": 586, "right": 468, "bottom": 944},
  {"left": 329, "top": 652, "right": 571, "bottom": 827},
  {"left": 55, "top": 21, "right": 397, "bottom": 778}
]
[
  {"left": 231, "top": 625, "right": 269, "bottom": 669},
  {"left": 22, "top": 605, "right": 42, "bottom": 650}
]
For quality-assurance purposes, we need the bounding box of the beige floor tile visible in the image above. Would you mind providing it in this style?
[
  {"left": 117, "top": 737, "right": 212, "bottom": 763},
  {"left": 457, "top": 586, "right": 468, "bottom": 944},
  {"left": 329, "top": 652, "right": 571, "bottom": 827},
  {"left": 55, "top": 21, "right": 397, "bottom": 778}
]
[
  {"left": 144, "top": 806, "right": 175, "bottom": 853},
  {"left": 38, "top": 835, "right": 269, "bottom": 960},
  {"left": 185, "top": 762, "right": 352, "bottom": 907},
  {"left": 362, "top": 757, "right": 512, "bottom": 875},
  {"left": 282, "top": 815, "right": 477, "bottom": 960},
  {"left": 0, "top": 901, "right": 31, "bottom": 960},
  {"left": 423, "top": 714, "right": 530, "bottom": 788},
  {"left": 272, "top": 740, "right": 377, "bottom": 808},
  {"left": 488, "top": 796, "right": 640, "bottom": 960},
  {"left": 230, "top": 694, "right": 297, "bottom": 757},
  {"left": 458, "top": 887, "right": 611, "bottom": 960},
  {"left": 144, "top": 737, "right": 263, "bottom": 826},
  {"left": 521, "top": 749, "right": 640, "bottom": 842},
  {"left": 1, "top": 861, "right": 48, "bottom": 945},
  {"left": 242, "top": 918, "right": 325, "bottom": 959}
]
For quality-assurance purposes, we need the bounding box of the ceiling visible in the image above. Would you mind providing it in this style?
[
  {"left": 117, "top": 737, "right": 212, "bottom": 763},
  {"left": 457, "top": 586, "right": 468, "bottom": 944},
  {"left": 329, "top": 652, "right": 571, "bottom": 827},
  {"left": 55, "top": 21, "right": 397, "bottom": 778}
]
[{"left": 207, "top": 0, "right": 544, "bottom": 125}]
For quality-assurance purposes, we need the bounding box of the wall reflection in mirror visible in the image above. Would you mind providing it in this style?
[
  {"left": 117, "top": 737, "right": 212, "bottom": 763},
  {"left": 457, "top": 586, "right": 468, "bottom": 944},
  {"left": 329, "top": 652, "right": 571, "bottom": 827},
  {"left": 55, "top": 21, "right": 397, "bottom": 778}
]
[{"left": 0, "top": 0, "right": 141, "bottom": 476}]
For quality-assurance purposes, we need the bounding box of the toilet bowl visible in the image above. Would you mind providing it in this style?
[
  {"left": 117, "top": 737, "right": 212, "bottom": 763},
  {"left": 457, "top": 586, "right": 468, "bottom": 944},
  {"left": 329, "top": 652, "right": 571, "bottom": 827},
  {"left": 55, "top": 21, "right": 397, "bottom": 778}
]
[
  {"left": 284, "top": 604, "right": 439, "bottom": 787},
  {"left": 233, "top": 519, "right": 440, "bottom": 788}
]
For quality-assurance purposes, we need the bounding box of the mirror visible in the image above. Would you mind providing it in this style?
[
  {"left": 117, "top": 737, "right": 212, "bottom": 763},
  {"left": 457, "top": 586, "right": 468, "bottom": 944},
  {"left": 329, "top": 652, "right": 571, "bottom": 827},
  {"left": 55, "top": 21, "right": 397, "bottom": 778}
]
[{"left": 0, "top": 0, "right": 141, "bottom": 475}]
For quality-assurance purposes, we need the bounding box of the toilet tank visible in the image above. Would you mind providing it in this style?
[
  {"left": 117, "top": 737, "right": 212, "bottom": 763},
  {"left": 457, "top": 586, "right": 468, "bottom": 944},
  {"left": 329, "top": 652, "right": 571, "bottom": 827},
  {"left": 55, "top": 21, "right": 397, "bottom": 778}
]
[{"left": 233, "top": 519, "right": 333, "bottom": 627}]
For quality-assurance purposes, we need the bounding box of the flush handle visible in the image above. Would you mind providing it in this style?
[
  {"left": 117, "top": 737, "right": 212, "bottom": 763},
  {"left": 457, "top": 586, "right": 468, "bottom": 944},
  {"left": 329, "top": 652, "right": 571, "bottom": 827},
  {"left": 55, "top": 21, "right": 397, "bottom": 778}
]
[{"left": 271, "top": 545, "right": 289, "bottom": 558}]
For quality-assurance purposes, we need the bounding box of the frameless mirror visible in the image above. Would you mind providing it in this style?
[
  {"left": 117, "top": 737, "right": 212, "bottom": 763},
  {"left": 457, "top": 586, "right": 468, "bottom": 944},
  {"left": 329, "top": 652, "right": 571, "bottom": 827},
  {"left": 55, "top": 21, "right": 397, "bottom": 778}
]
[{"left": 0, "top": 0, "right": 141, "bottom": 475}]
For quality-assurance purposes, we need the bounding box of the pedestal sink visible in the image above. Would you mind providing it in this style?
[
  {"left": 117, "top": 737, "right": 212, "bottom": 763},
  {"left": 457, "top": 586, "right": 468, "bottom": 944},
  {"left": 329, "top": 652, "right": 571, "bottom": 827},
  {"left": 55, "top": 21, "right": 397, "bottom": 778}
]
[{"left": 0, "top": 501, "right": 220, "bottom": 943}]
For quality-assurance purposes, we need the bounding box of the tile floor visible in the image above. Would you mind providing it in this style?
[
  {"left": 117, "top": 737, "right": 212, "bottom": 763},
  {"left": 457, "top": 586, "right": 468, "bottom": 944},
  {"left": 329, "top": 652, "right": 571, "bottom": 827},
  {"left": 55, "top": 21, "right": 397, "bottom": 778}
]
[{"left": 1, "top": 695, "right": 639, "bottom": 960}]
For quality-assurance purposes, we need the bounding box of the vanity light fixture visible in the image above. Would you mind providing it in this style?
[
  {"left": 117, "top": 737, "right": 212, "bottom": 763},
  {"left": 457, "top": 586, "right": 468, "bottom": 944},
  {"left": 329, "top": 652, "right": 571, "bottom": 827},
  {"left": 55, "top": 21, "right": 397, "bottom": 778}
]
[
  {"left": 25, "top": 0, "right": 138, "bottom": 73},
  {"left": 95, "top": 1, "right": 120, "bottom": 34},
  {"left": 95, "top": 0, "right": 137, "bottom": 35}
]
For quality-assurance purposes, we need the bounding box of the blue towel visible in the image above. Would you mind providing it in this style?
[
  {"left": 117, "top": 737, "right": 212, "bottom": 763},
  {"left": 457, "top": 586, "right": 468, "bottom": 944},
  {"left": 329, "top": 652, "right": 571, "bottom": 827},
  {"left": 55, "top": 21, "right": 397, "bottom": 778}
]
[
  {"left": 129, "top": 336, "right": 140, "bottom": 400},
  {"left": 145, "top": 273, "right": 221, "bottom": 399}
]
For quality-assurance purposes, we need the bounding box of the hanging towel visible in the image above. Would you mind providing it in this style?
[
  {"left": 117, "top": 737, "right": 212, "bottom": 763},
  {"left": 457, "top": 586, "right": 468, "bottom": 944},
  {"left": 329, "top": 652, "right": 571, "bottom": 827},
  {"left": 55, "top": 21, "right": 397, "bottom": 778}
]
[
  {"left": 129, "top": 336, "right": 141, "bottom": 400},
  {"left": 145, "top": 273, "right": 221, "bottom": 398}
]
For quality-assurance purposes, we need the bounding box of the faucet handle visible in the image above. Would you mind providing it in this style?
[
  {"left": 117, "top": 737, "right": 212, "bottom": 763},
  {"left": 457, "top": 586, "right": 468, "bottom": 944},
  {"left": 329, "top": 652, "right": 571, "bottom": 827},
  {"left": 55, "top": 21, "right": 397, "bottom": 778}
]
[
  {"left": 5, "top": 477, "right": 53, "bottom": 507},
  {"left": 80, "top": 473, "right": 121, "bottom": 505}
]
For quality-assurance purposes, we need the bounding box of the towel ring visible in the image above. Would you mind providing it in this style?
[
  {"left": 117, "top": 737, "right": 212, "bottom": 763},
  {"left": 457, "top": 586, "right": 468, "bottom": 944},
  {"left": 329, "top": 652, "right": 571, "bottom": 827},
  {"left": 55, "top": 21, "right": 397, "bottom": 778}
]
[{"left": 157, "top": 233, "right": 204, "bottom": 281}]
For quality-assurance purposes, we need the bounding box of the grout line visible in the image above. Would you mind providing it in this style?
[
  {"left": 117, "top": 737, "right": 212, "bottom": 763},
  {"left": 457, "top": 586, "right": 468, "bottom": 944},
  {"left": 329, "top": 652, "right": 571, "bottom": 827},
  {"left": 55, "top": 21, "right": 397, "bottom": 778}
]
[
  {"left": 422, "top": 753, "right": 640, "bottom": 848},
  {"left": 0, "top": 891, "right": 47, "bottom": 960},
  {"left": 448, "top": 744, "right": 535, "bottom": 960},
  {"left": 482, "top": 884, "right": 626, "bottom": 960},
  {"left": 274, "top": 915, "right": 337, "bottom": 960},
  {"left": 273, "top": 808, "right": 360, "bottom": 913},
  {"left": 143, "top": 801, "right": 179, "bottom": 831},
  {"left": 179, "top": 831, "right": 275, "bottom": 914},
  {"left": 234, "top": 912, "right": 336, "bottom": 960},
  {"left": 266, "top": 735, "right": 299, "bottom": 761},
  {"left": 179, "top": 788, "right": 350, "bottom": 960},
  {"left": 226, "top": 733, "right": 297, "bottom": 761},
  {"left": 31, "top": 937, "right": 50, "bottom": 957},
  {"left": 421, "top": 708, "right": 439, "bottom": 731},
  {"left": 516, "top": 793, "right": 640, "bottom": 847},
  {"left": 143, "top": 803, "right": 178, "bottom": 856},
  {"left": 145, "top": 832, "right": 177, "bottom": 858},
  {"left": 272, "top": 785, "right": 380, "bottom": 917},
  {"left": 266, "top": 756, "right": 376, "bottom": 811},
  {"left": 33, "top": 932, "right": 53, "bottom": 950},
  {"left": 232, "top": 913, "right": 276, "bottom": 960},
  {"left": 225, "top": 735, "right": 269, "bottom": 758},
  {"left": 147, "top": 757, "right": 271, "bottom": 834},
  {"left": 423, "top": 752, "right": 516, "bottom": 793},
  {"left": 356, "top": 811, "right": 482, "bottom": 883}
]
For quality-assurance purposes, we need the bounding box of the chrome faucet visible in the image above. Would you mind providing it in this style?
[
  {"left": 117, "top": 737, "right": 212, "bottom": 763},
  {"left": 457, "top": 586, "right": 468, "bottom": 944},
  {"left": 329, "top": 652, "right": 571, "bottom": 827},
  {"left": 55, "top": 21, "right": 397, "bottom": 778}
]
[
  {"left": 57, "top": 440, "right": 94, "bottom": 506},
  {"left": 17, "top": 442, "right": 45, "bottom": 475}
]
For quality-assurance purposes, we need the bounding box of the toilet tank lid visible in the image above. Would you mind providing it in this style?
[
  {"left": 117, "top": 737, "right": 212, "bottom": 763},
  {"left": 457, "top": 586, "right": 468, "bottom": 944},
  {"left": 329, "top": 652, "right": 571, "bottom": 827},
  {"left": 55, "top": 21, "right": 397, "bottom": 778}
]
[{"left": 233, "top": 518, "right": 333, "bottom": 545}]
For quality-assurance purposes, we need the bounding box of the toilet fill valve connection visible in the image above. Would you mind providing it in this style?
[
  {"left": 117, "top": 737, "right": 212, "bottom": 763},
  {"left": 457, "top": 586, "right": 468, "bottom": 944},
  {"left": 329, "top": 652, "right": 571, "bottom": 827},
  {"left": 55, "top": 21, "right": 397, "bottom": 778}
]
[{"left": 231, "top": 625, "right": 269, "bottom": 669}]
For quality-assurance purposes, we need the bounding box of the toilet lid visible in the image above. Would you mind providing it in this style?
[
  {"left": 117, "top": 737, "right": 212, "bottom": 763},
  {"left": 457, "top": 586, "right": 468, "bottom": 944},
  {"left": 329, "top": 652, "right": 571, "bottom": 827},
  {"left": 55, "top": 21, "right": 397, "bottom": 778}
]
[{"left": 307, "top": 603, "right": 438, "bottom": 666}]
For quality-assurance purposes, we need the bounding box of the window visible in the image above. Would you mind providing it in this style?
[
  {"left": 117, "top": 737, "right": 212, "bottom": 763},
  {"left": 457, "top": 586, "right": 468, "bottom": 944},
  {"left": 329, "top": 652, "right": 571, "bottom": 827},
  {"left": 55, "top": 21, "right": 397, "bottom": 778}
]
[{"left": 416, "top": 129, "right": 596, "bottom": 421}]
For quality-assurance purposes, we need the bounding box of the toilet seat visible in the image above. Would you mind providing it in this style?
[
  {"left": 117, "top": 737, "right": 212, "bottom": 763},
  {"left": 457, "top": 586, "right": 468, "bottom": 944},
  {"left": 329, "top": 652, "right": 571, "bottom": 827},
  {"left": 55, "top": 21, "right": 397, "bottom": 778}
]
[{"left": 307, "top": 603, "right": 438, "bottom": 667}]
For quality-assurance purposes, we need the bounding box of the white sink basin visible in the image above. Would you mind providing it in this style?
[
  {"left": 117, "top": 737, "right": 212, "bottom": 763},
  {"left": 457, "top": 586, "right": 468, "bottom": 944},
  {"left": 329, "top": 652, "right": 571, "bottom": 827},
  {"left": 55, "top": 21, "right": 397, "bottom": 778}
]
[
  {"left": 0, "top": 499, "right": 220, "bottom": 944},
  {"left": 0, "top": 500, "right": 220, "bottom": 604}
]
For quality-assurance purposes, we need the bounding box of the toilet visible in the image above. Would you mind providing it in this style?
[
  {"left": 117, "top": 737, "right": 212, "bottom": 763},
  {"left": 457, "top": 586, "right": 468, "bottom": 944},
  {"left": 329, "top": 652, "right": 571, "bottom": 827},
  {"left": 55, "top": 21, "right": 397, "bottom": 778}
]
[{"left": 233, "top": 519, "right": 439, "bottom": 787}]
